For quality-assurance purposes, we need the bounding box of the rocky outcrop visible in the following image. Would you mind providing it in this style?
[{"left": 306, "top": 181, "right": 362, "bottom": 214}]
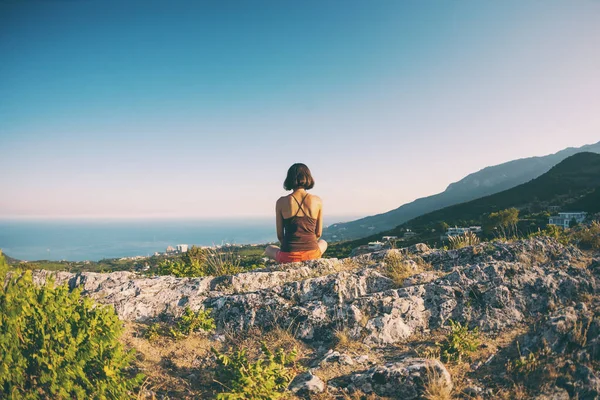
[
  {"left": 30, "top": 237, "right": 599, "bottom": 398},
  {"left": 330, "top": 358, "right": 452, "bottom": 399},
  {"left": 33, "top": 238, "right": 596, "bottom": 347}
]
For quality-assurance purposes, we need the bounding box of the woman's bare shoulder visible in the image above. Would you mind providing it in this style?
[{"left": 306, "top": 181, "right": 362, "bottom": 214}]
[{"left": 309, "top": 194, "right": 322, "bottom": 204}]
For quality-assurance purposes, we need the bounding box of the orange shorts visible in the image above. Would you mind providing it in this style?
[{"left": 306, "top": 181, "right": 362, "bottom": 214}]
[{"left": 276, "top": 249, "right": 321, "bottom": 263}]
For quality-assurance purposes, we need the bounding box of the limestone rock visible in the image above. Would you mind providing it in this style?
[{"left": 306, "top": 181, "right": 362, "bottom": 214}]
[
  {"left": 334, "top": 357, "right": 452, "bottom": 399},
  {"left": 289, "top": 372, "right": 325, "bottom": 395}
]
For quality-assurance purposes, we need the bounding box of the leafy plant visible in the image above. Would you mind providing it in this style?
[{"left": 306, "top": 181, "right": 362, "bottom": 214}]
[
  {"left": 447, "top": 231, "right": 480, "bottom": 249},
  {"left": 507, "top": 341, "right": 551, "bottom": 376},
  {"left": 143, "top": 323, "right": 162, "bottom": 342},
  {"left": 528, "top": 224, "right": 570, "bottom": 245},
  {"left": 175, "top": 307, "right": 216, "bottom": 335},
  {"left": 570, "top": 221, "right": 600, "bottom": 250},
  {"left": 0, "top": 252, "right": 142, "bottom": 399},
  {"left": 438, "top": 320, "right": 480, "bottom": 362},
  {"left": 142, "top": 307, "right": 215, "bottom": 341},
  {"left": 212, "top": 343, "right": 299, "bottom": 399},
  {"left": 158, "top": 259, "right": 206, "bottom": 278}
]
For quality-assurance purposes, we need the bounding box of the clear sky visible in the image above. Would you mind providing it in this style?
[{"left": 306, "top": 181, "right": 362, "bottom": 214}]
[{"left": 1, "top": 1, "right": 599, "bottom": 221}]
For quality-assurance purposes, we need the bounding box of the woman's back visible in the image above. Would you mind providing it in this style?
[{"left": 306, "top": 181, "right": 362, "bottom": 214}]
[
  {"left": 280, "top": 193, "right": 320, "bottom": 252},
  {"left": 279, "top": 192, "right": 321, "bottom": 219}
]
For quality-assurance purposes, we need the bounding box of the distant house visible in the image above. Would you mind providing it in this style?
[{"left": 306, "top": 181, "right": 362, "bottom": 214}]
[
  {"left": 446, "top": 227, "right": 470, "bottom": 237},
  {"left": 176, "top": 244, "right": 188, "bottom": 253},
  {"left": 382, "top": 236, "right": 398, "bottom": 241},
  {"left": 441, "top": 226, "right": 482, "bottom": 241},
  {"left": 368, "top": 241, "right": 384, "bottom": 250},
  {"left": 166, "top": 245, "right": 176, "bottom": 253},
  {"left": 403, "top": 229, "right": 417, "bottom": 238},
  {"left": 548, "top": 212, "right": 587, "bottom": 228},
  {"left": 445, "top": 226, "right": 481, "bottom": 237}
]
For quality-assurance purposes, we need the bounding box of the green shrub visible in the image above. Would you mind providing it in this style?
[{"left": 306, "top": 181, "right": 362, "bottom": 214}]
[
  {"left": 0, "top": 253, "right": 142, "bottom": 399},
  {"left": 438, "top": 320, "right": 480, "bottom": 363},
  {"left": 528, "top": 224, "right": 570, "bottom": 245},
  {"left": 175, "top": 307, "right": 216, "bottom": 336},
  {"left": 447, "top": 232, "right": 480, "bottom": 249},
  {"left": 157, "top": 247, "right": 242, "bottom": 278},
  {"left": 143, "top": 323, "right": 162, "bottom": 342},
  {"left": 529, "top": 222, "right": 600, "bottom": 250},
  {"left": 212, "top": 343, "right": 298, "bottom": 400},
  {"left": 507, "top": 341, "right": 551, "bottom": 376},
  {"left": 571, "top": 221, "right": 600, "bottom": 250},
  {"left": 158, "top": 259, "right": 206, "bottom": 278},
  {"left": 143, "top": 307, "right": 215, "bottom": 341},
  {"left": 0, "top": 251, "right": 8, "bottom": 276}
]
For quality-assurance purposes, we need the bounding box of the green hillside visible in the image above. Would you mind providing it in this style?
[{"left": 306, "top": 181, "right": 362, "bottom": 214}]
[
  {"left": 328, "top": 152, "right": 600, "bottom": 257},
  {"left": 324, "top": 141, "right": 600, "bottom": 241},
  {"left": 569, "top": 187, "right": 600, "bottom": 213}
]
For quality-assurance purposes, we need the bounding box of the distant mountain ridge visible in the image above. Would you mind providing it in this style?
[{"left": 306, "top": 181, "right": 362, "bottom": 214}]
[
  {"left": 324, "top": 140, "right": 600, "bottom": 241},
  {"left": 331, "top": 152, "right": 600, "bottom": 254}
]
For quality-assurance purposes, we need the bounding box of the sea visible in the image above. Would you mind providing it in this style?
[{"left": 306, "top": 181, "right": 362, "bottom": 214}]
[{"left": 0, "top": 216, "right": 357, "bottom": 262}]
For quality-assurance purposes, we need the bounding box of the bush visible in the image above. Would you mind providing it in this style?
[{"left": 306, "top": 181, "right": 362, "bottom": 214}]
[
  {"left": 143, "top": 323, "right": 162, "bottom": 342},
  {"left": 157, "top": 247, "right": 242, "bottom": 278},
  {"left": 571, "top": 221, "right": 600, "bottom": 250},
  {"left": 530, "top": 222, "right": 600, "bottom": 250},
  {"left": 528, "top": 225, "right": 570, "bottom": 245},
  {"left": 174, "top": 307, "right": 215, "bottom": 336},
  {"left": 158, "top": 259, "right": 206, "bottom": 278},
  {"left": 212, "top": 343, "right": 299, "bottom": 399},
  {"left": 0, "top": 252, "right": 142, "bottom": 399},
  {"left": 447, "top": 232, "right": 480, "bottom": 249},
  {"left": 142, "top": 307, "right": 215, "bottom": 341},
  {"left": 438, "top": 320, "right": 480, "bottom": 363}
]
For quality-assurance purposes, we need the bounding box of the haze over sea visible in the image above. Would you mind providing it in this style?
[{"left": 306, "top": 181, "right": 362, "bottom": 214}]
[{"left": 0, "top": 216, "right": 358, "bottom": 262}]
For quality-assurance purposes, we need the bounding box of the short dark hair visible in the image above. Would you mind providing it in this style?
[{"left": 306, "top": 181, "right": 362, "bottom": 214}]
[{"left": 283, "top": 163, "right": 315, "bottom": 191}]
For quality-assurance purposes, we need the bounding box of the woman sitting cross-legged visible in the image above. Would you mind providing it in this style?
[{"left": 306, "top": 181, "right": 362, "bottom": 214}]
[{"left": 265, "top": 163, "right": 327, "bottom": 263}]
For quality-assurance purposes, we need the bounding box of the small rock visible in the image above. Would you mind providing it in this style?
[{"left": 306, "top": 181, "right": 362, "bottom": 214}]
[
  {"left": 355, "top": 355, "right": 370, "bottom": 364},
  {"left": 320, "top": 350, "right": 354, "bottom": 366},
  {"left": 289, "top": 372, "right": 325, "bottom": 395},
  {"left": 464, "top": 385, "right": 484, "bottom": 397},
  {"left": 534, "top": 386, "right": 570, "bottom": 400}
]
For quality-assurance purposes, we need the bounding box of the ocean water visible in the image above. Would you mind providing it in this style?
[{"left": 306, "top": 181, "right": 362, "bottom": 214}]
[{"left": 0, "top": 219, "right": 279, "bottom": 261}]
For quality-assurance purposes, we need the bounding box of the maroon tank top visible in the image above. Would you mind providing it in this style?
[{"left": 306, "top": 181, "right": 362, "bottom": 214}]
[{"left": 281, "top": 194, "right": 319, "bottom": 252}]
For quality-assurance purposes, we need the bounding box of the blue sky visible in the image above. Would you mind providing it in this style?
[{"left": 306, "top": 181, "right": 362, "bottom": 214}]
[{"left": 1, "top": 1, "right": 599, "bottom": 220}]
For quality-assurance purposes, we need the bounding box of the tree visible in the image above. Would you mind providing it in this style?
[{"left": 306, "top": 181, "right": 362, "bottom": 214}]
[
  {"left": 436, "top": 221, "right": 450, "bottom": 233},
  {"left": 485, "top": 208, "right": 520, "bottom": 238}
]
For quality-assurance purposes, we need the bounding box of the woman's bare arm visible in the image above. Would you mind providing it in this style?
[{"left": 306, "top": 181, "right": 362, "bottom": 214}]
[
  {"left": 276, "top": 199, "right": 284, "bottom": 243},
  {"left": 316, "top": 200, "right": 323, "bottom": 239}
]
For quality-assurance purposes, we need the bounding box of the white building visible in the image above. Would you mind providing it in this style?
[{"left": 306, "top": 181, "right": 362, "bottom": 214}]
[
  {"left": 446, "top": 226, "right": 481, "bottom": 237},
  {"left": 403, "top": 229, "right": 417, "bottom": 238},
  {"left": 368, "top": 241, "right": 384, "bottom": 250},
  {"left": 548, "top": 212, "right": 587, "bottom": 228},
  {"left": 382, "top": 236, "right": 398, "bottom": 241},
  {"left": 176, "top": 244, "right": 189, "bottom": 253}
]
